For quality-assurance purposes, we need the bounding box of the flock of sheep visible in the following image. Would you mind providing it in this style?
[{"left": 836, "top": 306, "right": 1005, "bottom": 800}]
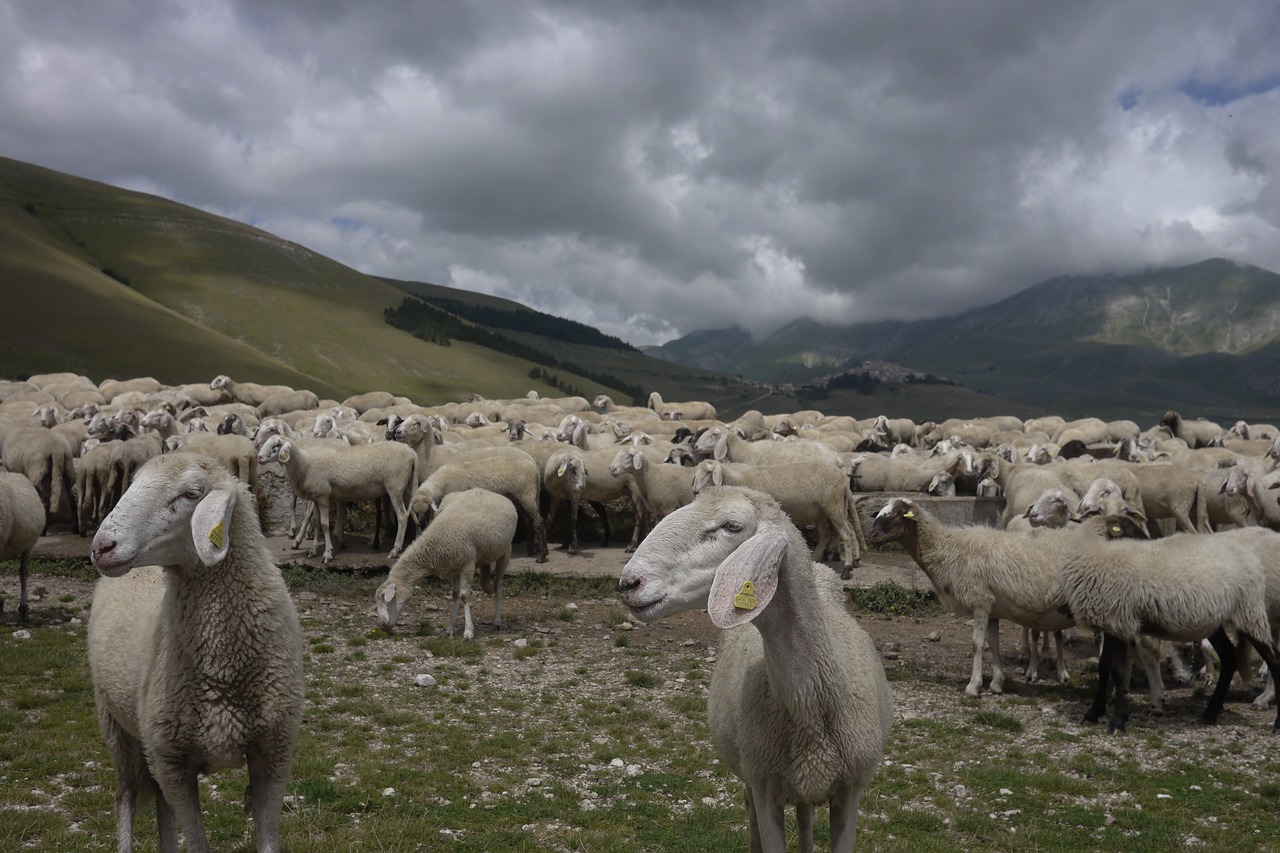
[{"left": 4, "top": 370, "right": 1280, "bottom": 851}]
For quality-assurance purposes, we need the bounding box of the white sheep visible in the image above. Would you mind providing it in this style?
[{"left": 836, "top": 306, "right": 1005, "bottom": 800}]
[
  {"left": 0, "top": 425, "right": 77, "bottom": 532},
  {"left": 411, "top": 447, "right": 549, "bottom": 562},
  {"left": 209, "top": 374, "right": 295, "bottom": 408},
  {"left": 543, "top": 449, "right": 592, "bottom": 555},
  {"left": 693, "top": 458, "right": 865, "bottom": 579},
  {"left": 257, "top": 434, "right": 417, "bottom": 562},
  {"left": 1059, "top": 503, "right": 1280, "bottom": 732},
  {"left": 376, "top": 488, "right": 516, "bottom": 638},
  {"left": 0, "top": 472, "right": 44, "bottom": 619},
  {"left": 869, "top": 498, "right": 1076, "bottom": 694},
  {"left": 618, "top": 487, "right": 893, "bottom": 852},
  {"left": 646, "top": 390, "right": 717, "bottom": 421},
  {"left": 608, "top": 444, "right": 696, "bottom": 524},
  {"left": 87, "top": 453, "right": 304, "bottom": 852}
]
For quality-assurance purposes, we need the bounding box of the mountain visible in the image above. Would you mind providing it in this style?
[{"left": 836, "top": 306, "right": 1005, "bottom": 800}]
[
  {"left": 649, "top": 259, "right": 1280, "bottom": 422},
  {"left": 0, "top": 156, "right": 746, "bottom": 411}
]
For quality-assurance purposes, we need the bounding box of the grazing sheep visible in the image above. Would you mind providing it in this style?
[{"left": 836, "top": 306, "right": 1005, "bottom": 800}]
[
  {"left": 0, "top": 472, "right": 44, "bottom": 619},
  {"left": 257, "top": 435, "right": 417, "bottom": 562},
  {"left": 412, "top": 448, "right": 549, "bottom": 562},
  {"left": 0, "top": 426, "right": 76, "bottom": 532},
  {"left": 88, "top": 453, "right": 304, "bottom": 853},
  {"left": 618, "top": 487, "right": 893, "bottom": 853},
  {"left": 869, "top": 498, "right": 1075, "bottom": 695},
  {"left": 376, "top": 488, "right": 517, "bottom": 638},
  {"left": 1060, "top": 505, "right": 1280, "bottom": 732}
]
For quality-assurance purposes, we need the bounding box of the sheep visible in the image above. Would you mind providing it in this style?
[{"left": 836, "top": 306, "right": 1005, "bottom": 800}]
[
  {"left": 543, "top": 450, "right": 592, "bottom": 555},
  {"left": 693, "top": 458, "right": 865, "bottom": 579},
  {"left": 0, "top": 425, "right": 76, "bottom": 532},
  {"left": 869, "top": 498, "right": 1076, "bottom": 695},
  {"left": 1059, "top": 503, "right": 1280, "bottom": 732},
  {"left": 1128, "top": 463, "right": 1209, "bottom": 535},
  {"left": 646, "top": 390, "right": 717, "bottom": 421},
  {"left": 87, "top": 453, "right": 304, "bottom": 853},
  {"left": 342, "top": 390, "right": 402, "bottom": 414},
  {"left": 411, "top": 447, "right": 549, "bottom": 562},
  {"left": 696, "top": 425, "right": 842, "bottom": 468},
  {"left": 1157, "top": 411, "right": 1224, "bottom": 449},
  {"left": 257, "top": 435, "right": 417, "bottom": 563},
  {"left": 209, "top": 374, "right": 294, "bottom": 408},
  {"left": 617, "top": 487, "right": 892, "bottom": 852},
  {"left": 847, "top": 449, "right": 972, "bottom": 495},
  {"left": 608, "top": 444, "right": 696, "bottom": 523},
  {"left": 375, "top": 488, "right": 517, "bottom": 638},
  {"left": 0, "top": 472, "right": 44, "bottom": 619},
  {"left": 545, "top": 445, "right": 649, "bottom": 552}
]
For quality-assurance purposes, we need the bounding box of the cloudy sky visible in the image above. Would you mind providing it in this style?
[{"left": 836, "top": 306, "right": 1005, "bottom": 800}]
[{"left": 4, "top": 1, "right": 1279, "bottom": 346}]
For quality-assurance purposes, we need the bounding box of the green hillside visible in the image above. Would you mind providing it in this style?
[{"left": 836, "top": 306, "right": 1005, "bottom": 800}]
[{"left": 0, "top": 157, "right": 668, "bottom": 405}]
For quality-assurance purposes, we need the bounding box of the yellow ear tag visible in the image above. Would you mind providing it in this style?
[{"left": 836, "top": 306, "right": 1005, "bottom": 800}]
[
  {"left": 903, "top": 510, "right": 915, "bottom": 518},
  {"left": 1111, "top": 526, "right": 1122, "bottom": 533},
  {"left": 279, "top": 446, "right": 290, "bottom": 463},
  {"left": 208, "top": 520, "right": 225, "bottom": 550},
  {"left": 733, "top": 581, "right": 759, "bottom": 611},
  {"left": 557, "top": 462, "right": 568, "bottom": 476}
]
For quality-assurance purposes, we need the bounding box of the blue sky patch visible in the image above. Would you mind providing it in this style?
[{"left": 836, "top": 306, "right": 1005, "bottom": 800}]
[{"left": 1177, "top": 71, "right": 1280, "bottom": 106}]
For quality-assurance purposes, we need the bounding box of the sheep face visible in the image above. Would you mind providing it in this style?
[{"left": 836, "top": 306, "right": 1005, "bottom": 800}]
[
  {"left": 375, "top": 579, "right": 407, "bottom": 629},
  {"left": 1076, "top": 478, "right": 1125, "bottom": 517},
  {"left": 90, "top": 455, "right": 238, "bottom": 576},
  {"left": 868, "top": 498, "right": 918, "bottom": 547},
  {"left": 618, "top": 489, "right": 779, "bottom": 626}
]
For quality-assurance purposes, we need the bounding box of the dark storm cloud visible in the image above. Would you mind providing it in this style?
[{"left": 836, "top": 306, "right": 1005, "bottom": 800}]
[{"left": 2, "top": 0, "right": 1279, "bottom": 344}]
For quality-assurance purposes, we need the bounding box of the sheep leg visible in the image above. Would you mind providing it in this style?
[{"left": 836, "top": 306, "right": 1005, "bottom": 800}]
[
  {"left": 1241, "top": 633, "right": 1280, "bottom": 729},
  {"left": 796, "top": 801, "right": 814, "bottom": 853},
  {"left": 245, "top": 747, "right": 289, "bottom": 853},
  {"left": 828, "top": 780, "right": 862, "bottom": 853},
  {"left": 490, "top": 553, "right": 509, "bottom": 628},
  {"left": 17, "top": 552, "right": 29, "bottom": 621},
  {"left": 987, "top": 618, "right": 1005, "bottom": 694},
  {"left": 832, "top": 508, "right": 862, "bottom": 575},
  {"left": 318, "top": 499, "right": 336, "bottom": 562},
  {"left": 1053, "top": 631, "right": 1070, "bottom": 684},
  {"left": 1025, "top": 628, "right": 1041, "bottom": 682},
  {"left": 1201, "top": 628, "right": 1238, "bottom": 725},
  {"left": 370, "top": 497, "right": 383, "bottom": 550},
  {"left": 750, "top": 783, "right": 786, "bottom": 852},
  {"left": 1107, "top": 635, "right": 1132, "bottom": 733},
  {"left": 591, "top": 500, "right": 612, "bottom": 548},
  {"left": 1131, "top": 637, "right": 1166, "bottom": 714},
  {"left": 544, "top": 497, "right": 569, "bottom": 551},
  {"left": 155, "top": 789, "right": 178, "bottom": 853},
  {"left": 625, "top": 500, "right": 646, "bottom": 552},
  {"left": 524, "top": 499, "right": 550, "bottom": 563},
  {"left": 1084, "top": 632, "right": 1121, "bottom": 725},
  {"left": 1253, "top": 628, "right": 1279, "bottom": 709},
  {"left": 965, "top": 611, "right": 990, "bottom": 696},
  {"left": 386, "top": 490, "right": 409, "bottom": 559},
  {"left": 744, "top": 788, "right": 762, "bottom": 853},
  {"left": 151, "top": 764, "right": 209, "bottom": 853},
  {"left": 566, "top": 496, "right": 581, "bottom": 555}
]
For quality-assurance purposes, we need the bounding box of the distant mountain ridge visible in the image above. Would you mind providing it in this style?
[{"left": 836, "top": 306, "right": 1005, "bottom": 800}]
[{"left": 649, "top": 259, "right": 1280, "bottom": 421}]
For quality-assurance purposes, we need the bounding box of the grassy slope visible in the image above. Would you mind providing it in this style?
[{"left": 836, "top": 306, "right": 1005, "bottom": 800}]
[{"left": 0, "top": 158, "right": 634, "bottom": 404}]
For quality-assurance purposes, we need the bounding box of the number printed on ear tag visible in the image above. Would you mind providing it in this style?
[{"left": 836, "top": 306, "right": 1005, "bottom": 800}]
[
  {"left": 208, "top": 521, "right": 225, "bottom": 550},
  {"left": 733, "top": 581, "right": 758, "bottom": 611}
]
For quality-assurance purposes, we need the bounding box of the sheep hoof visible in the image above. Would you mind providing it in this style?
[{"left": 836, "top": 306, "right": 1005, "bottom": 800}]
[
  {"left": 1253, "top": 697, "right": 1273, "bottom": 710},
  {"left": 1081, "top": 711, "right": 1100, "bottom": 725},
  {"left": 535, "top": 555, "right": 548, "bottom": 564},
  {"left": 964, "top": 686, "right": 981, "bottom": 698},
  {"left": 840, "top": 569, "right": 852, "bottom": 581},
  {"left": 387, "top": 548, "right": 402, "bottom": 560},
  {"left": 1107, "top": 719, "right": 1126, "bottom": 735}
]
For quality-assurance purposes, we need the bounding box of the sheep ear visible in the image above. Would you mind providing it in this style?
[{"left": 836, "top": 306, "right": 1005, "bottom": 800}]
[
  {"left": 707, "top": 522, "right": 787, "bottom": 629},
  {"left": 572, "top": 421, "right": 587, "bottom": 446},
  {"left": 378, "top": 582, "right": 397, "bottom": 604},
  {"left": 712, "top": 466, "right": 724, "bottom": 487},
  {"left": 192, "top": 488, "right": 237, "bottom": 566},
  {"left": 1020, "top": 504, "right": 1033, "bottom": 519},
  {"left": 633, "top": 451, "right": 645, "bottom": 470},
  {"left": 713, "top": 432, "right": 728, "bottom": 461},
  {"left": 279, "top": 442, "right": 291, "bottom": 463}
]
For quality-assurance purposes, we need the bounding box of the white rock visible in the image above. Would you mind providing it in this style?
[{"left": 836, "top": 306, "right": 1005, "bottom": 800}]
[
  {"left": 527, "top": 778, "right": 542, "bottom": 787},
  {"left": 382, "top": 787, "right": 396, "bottom": 797},
  {"left": 625, "top": 764, "right": 641, "bottom": 777},
  {"left": 610, "top": 758, "right": 625, "bottom": 768},
  {"left": 566, "top": 603, "right": 579, "bottom": 611},
  {"left": 12, "top": 630, "right": 31, "bottom": 640},
  {"left": 514, "top": 638, "right": 529, "bottom": 649},
  {"left": 414, "top": 674, "right": 437, "bottom": 687},
  {"left": 999, "top": 788, "right": 1013, "bottom": 796}
]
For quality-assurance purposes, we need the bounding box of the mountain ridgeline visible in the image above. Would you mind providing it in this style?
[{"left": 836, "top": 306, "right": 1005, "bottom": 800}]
[{"left": 648, "top": 259, "right": 1280, "bottom": 422}]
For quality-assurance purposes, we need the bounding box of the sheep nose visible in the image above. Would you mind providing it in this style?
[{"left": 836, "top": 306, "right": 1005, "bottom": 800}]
[
  {"left": 618, "top": 574, "right": 643, "bottom": 595},
  {"left": 90, "top": 538, "right": 117, "bottom": 564}
]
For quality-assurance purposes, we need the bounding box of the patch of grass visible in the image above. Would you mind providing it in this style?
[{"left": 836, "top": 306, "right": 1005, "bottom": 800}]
[
  {"left": 513, "top": 640, "right": 543, "bottom": 660},
  {"left": 969, "top": 711, "right": 1024, "bottom": 733},
  {"left": 848, "top": 581, "right": 941, "bottom": 615},
  {"left": 625, "top": 670, "right": 662, "bottom": 689}
]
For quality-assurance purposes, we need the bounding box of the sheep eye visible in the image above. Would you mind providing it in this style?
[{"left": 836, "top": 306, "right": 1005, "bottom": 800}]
[
  {"left": 722, "top": 520, "right": 744, "bottom": 533},
  {"left": 184, "top": 487, "right": 203, "bottom": 500}
]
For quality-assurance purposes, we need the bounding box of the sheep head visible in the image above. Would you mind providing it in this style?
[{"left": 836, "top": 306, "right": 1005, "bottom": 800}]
[
  {"left": 617, "top": 487, "right": 788, "bottom": 628},
  {"left": 869, "top": 497, "right": 919, "bottom": 547},
  {"left": 90, "top": 454, "right": 239, "bottom": 575}
]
